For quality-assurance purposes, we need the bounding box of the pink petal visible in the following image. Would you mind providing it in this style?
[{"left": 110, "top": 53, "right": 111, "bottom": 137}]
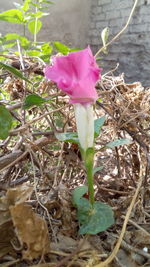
[{"left": 44, "top": 46, "right": 101, "bottom": 104}]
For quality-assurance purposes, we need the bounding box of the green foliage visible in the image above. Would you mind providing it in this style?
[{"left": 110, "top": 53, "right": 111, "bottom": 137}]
[
  {"left": 93, "top": 166, "right": 103, "bottom": 175},
  {"left": 23, "top": 94, "right": 48, "bottom": 109},
  {"left": 40, "top": 42, "right": 53, "bottom": 61},
  {"left": 53, "top": 42, "right": 72, "bottom": 55},
  {"left": 0, "top": 62, "right": 32, "bottom": 84},
  {"left": 3, "top": 34, "right": 30, "bottom": 49},
  {"left": 78, "top": 200, "right": 114, "bottom": 235},
  {"left": 72, "top": 185, "right": 114, "bottom": 235},
  {"left": 55, "top": 117, "right": 106, "bottom": 146},
  {"left": 54, "top": 41, "right": 80, "bottom": 55},
  {"left": 0, "top": 2, "right": 80, "bottom": 63},
  {"left": 26, "top": 42, "right": 53, "bottom": 61},
  {"left": 0, "top": 105, "right": 13, "bottom": 139},
  {"left": 22, "top": 0, "right": 31, "bottom": 12},
  {"left": 28, "top": 20, "right": 42, "bottom": 34},
  {"left": 106, "top": 138, "right": 132, "bottom": 148},
  {"left": 94, "top": 116, "right": 106, "bottom": 137},
  {"left": 26, "top": 49, "right": 41, "bottom": 56},
  {"left": 72, "top": 186, "right": 88, "bottom": 206},
  {"left": 55, "top": 132, "right": 79, "bottom": 144},
  {"left": 0, "top": 9, "right": 24, "bottom": 24},
  {"left": 0, "top": 0, "right": 51, "bottom": 49},
  {"left": 40, "top": 0, "right": 54, "bottom": 4}
]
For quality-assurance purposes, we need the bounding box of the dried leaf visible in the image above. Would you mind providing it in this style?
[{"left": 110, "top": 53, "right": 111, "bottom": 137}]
[
  {"left": 10, "top": 203, "right": 50, "bottom": 260},
  {"left": 0, "top": 184, "right": 36, "bottom": 259},
  {"left": 6, "top": 184, "right": 33, "bottom": 205}
]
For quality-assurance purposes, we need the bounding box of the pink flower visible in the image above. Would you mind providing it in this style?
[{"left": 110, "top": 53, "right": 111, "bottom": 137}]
[{"left": 44, "top": 47, "right": 101, "bottom": 104}]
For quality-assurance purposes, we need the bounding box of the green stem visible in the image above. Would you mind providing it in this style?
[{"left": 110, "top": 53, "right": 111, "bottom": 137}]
[
  {"left": 84, "top": 148, "right": 95, "bottom": 206},
  {"left": 34, "top": 2, "right": 38, "bottom": 44},
  {"left": 34, "top": 13, "right": 38, "bottom": 43}
]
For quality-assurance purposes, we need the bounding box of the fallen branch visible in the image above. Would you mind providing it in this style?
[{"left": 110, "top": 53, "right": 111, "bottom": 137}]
[{"left": 0, "top": 135, "right": 56, "bottom": 171}]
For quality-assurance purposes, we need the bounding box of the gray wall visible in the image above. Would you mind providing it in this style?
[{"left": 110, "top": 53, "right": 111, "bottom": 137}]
[
  {"left": 89, "top": 0, "right": 150, "bottom": 86},
  {"left": 0, "top": 0, "right": 91, "bottom": 48}
]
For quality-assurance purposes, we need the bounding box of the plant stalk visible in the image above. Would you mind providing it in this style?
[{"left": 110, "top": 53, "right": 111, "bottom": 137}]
[
  {"left": 84, "top": 148, "right": 95, "bottom": 206},
  {"left": 34, "top": 3, "right": 38, "bottom": 43}
]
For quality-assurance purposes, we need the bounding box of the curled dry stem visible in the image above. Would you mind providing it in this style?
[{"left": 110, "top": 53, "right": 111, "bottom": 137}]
[{"left": 95, "top": 0, "right": 139, "bottom": 58}]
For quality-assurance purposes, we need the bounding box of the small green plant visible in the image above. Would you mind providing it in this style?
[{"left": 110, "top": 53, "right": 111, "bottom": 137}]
[
  {"left": 0, "top": 0, "right": 80, "bottom": 62},
  {"left": 0, "top": 0, "right": 54, "bottom": 60},
  {"left": 56, "top": 116, "right": 131, "bottom": 234},
  {"left": 44, "top": 47, "right": 132, "bottom": 234}
]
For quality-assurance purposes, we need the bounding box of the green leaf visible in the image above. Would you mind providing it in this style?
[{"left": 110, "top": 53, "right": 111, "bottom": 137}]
[
  {"left": 106, "top": 138, "right": 132, "bottom": 149},
  {"left": 55, "top": 132, "right": 79, "bottom": 144},
  {"left": 41, "top": 42, "right": 53, "bottom": 54},
  {"left": 0, "top": 105, "right": 13, "bottom": 139},
  {"left": 4, "top": 33, "right": 20, "bottom": 40},
  {"left": 40, "top": 42, "right": 53, "bottom": 62},
  {"left": 53, "top": 41, "right": 70, "bottom": 55},
  {"left": 26, "top": 50, "right": 41, "bottom": 56},
  {"left": 69, "top": 48, "right": 80, "bottom": 52},
  {"left": 93, "top": 166, "right": 104, "bottom": 175},
  {"left": 23, "top": 94, "right": 47, "bottom": 109},
  {"left": 40, "top": 0, "right": 54, "bottom": 4},
  {"left": 4, "top": 34, "right": 30, "bottom": 48},
  {"left": 94, "top": 116, "right": 106, "bottom": 137},
  {"left": 77, "top": 198, "right": 92, "bottom": 225},
  {"left": 0, "top": 62, "right": 32, "bottom": 84},
  {"left": 28, "top": 19, "right": 42, "bottom": 34},
  {"left": 78, "top": 201, "right": 114, "bottom": 235},
  {"left": 3, "top": 41, "right": 17, "bottom": 49},
  {"left": 72, "top": 186, "right": 88, "bottom": 206},
  {"left": 0, "top": 9, "right": 24, "bottom": 24},
  {"left": 97, "top": 97, "right": 102, "bottom": 103},
  {"left": 53, "top": 42, "right": 80, "bottom": 55},
  {"left": 22, "top": 0, "right": 31, "bottom": 12}
]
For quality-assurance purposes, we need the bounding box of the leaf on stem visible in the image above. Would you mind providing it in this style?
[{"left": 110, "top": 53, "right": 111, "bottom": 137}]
[
  {"left": 0, "top": 105, "right": 13, "bottom": 139},
  {"left": 78, "top": 200, "right": 114, "bottom": 235},
  {"left": 106, "top": 138, "right": 132, "bottom": 148},
  {"left": 0, "top": 9, "right": 24, "bottom": 24},
  {"left": 23, "top": 94, "right": 47, "bottom": 109},
  {"left": 28, "top": 20, "right": 42, "bottom": 34},
  {"left": 94, "top": 116, "right": 106, "bottom": 137},
  {"left": 0, "top": 62, "right": 32, "bottom": 84},
  {"left": 93, "top": 166, "right": 104, "bottom": 175},
  {"left": 54, "top": 41, "right": 80, "bottom": 55},
  {"left": 55, "top": 132, "right": 79, "bottom": 144},
  {"left": 72, "top": 186, "right": 88, "bottom": 206}
]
